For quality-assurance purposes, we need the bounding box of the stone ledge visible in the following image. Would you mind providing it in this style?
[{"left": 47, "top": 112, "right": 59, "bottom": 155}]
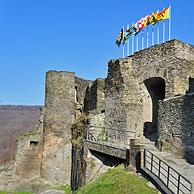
[{"left": 85, "top": 141, "right": 128, "bottom": 160}]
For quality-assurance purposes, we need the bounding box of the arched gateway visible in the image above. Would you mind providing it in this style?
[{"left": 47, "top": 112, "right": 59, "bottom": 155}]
[{"left": 105, "top": 40, "right": 194, "bottom": 144}]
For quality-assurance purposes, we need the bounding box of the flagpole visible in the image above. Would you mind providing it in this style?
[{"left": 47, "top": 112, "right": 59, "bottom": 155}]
[
  {"left": 122, "top": 26, "right": 125, "bottom": 58},
  {"left": 131, "top": 35, "right": 134, "bottom": 55},
  {"left": 142, "top": 30, "right": 144, "bottom": 50},
  {"left": 152, "top": 26, "right": 154, "bottom": 46},
  {"left": 127, "top": 39, "right": 129, "bottom": 56},
  {"left": 163, "top": 21, "right": 165, "bottom": 43},
  {"left": 157, "top": 23, "right": 159, "bottom": 44},
  {"left": 169, "top": 5, "right": 171, "bottom": 40},
  {"left": 136, "top": 35, "right": 138, "bottom": 51},
  {"left": 132, "top": 23, "right": 134, "bottom": 55},
  {"left": 127, "top": 24, "right": 130, "bottom": 56},
  {"left": 147, "top": 26, "right": 149, "bottom": 48}
]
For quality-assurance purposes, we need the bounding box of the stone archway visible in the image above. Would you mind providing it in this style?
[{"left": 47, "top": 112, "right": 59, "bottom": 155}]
[{"left": 143, "top": 77, "right": 165, "bottom": 140}]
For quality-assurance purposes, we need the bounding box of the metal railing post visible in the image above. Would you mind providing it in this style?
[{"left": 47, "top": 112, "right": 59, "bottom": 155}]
[
  {"left": 151, "top": 153, "right": 153, "bottom": 172},
  {"left": 144, "top": 149, "right": 192, "bottom": 194},
  {"left": 158, "top": 160, "right": 161, "bottom": 178},
  {"left": 167, "top": 166, "right": 170, "bottom": 187},
  {"left": 177, "top": 174, "right": 180, "bottom": 194},
  {"left": 115, "top": 130, "right": 117, "bottom": 143},
  {"left": 144, "top": 149, "right": 146, "bottom": 168},
  {"left": 86, "top": 127, "right": 89, "bottom": 140}
]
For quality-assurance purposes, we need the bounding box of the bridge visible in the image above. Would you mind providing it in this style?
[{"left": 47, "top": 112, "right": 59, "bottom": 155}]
[{"left": 85, "top": 126, "right": 193, "bottom": 194}]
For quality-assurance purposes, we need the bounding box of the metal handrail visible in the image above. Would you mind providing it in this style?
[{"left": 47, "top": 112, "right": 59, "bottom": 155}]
[
  {"left": 144, "top": 149, "right": 192, "bottom": 194},
  {"left": 86, "top": 125, "right": 135, "bottom": 145},
  {"left": 87, "top": 125, "right": 136, "bottom": 133}
]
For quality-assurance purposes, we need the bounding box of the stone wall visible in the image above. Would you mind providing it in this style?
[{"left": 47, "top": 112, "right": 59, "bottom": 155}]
[
  {"left": 84, "top": 78, "right": 105, "bottom": 114},
  {"left": 158, "top": 93, "right": 194, "bottom": 146},
  {"left": 0, "top": 161, "right": 15, "bottom": 190},
  {"left": 105, "top": 58, "right": 143, "bottom": 142},
  {"left": 75, "top": 77, "right": 93, "bottom": 118},
  {"left": 84, "top": 149, "right": 110, "bottom": 184},
  {"left": 41, "top": 70, "right": 75, "bottom": 185},
  {"left": 0, "top": 105, "right": 41, "bottom": 164},
  {"left": 105, "top": 40, "right": 194, "bottom": 141},
  {"left": 0, "top": 109, "right": 44, "bottom": 190},
  {"left": 131, "top": 39, "right": 194, "bottom": 98},
  {"left": 14, "top": 116, "right": 43, "bottom": 185}
]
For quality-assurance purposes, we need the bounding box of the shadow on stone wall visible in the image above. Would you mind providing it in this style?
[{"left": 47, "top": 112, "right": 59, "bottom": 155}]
[
  {"left": 184, "top": 146, "right": 194, "bottom": 164},
  {"left": 90, "top": 150, "right": 126, "bottom": 167}
]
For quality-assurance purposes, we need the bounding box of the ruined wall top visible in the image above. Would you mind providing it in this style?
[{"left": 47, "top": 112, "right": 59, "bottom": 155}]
[
  {"left": 44, "top": 70, "right": 75, "bottom": 138},
  {"left": 130, "top": 39, "right": 194, "bottom": 65},
  {"left": 108, "top": 39, "right": 194, "bottom": 98},
  {"left": 84, "top": 78, "right": 105, "bottom": 114}
]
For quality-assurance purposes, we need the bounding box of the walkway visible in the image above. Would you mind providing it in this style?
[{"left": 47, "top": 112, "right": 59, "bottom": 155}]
[{"left": 142, "top": 139, "right": 194, "bottom": 194}]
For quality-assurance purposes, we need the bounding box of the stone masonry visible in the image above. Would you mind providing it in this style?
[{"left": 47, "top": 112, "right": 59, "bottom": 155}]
[
  {"left": 40, "top": 71, "right": 75, "bottom": 185},
  {"left": 105, "top": 39, "right": 194, "bottom": 143},
  {"left": 1, "top": 39, "right": 194, "bottom": 192}
]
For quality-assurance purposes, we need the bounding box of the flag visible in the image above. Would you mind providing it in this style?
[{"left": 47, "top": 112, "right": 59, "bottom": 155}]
[
  {"left": 132, "top": 22, "right": 140, "bottom": 36},
  {"left": 133, "top": 15, "right": 150, "bottom": 36},
  {"left": 147, "top": 12, "right": 159, "bottom": 25},
  {"left": 143, "top": 15, "right": 150, "bottom": 27},
  {"left": 133, "top": 18, "right": 144, "bottom": 36},
  {"left": 126, "top": 25, "right": 136, "bottom": 34},
  {"left": 133, "top": 23, "right": 138, "bottom": 33},
  {"left": 116, "top": 28, "right": 124, "bottom": 47},
  {"left": 138, "top": 17, "right": 145, "bottom": 31},
  {"left": 122, "top": 25, "right": 135, "bottom": 45},
  {"left": 156, "top": 7, "right": 170, "bottom": 21}
]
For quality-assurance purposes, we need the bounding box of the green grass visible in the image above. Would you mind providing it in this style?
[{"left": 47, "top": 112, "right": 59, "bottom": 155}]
[
  {"left": 75, "top": 166, "right": 158, "bottom": 194},
  {"left": 58, "top": 184, "right": 71, "bottom": 194},
  {"left": 0, "top": 192, "right": 33, "bottom": 194}
]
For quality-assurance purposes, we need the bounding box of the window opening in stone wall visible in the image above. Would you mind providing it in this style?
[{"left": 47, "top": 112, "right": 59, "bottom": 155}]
[
  {"left": 75, "top": 86, "right": 78, "bottom": 102},
  {"left": 30, "top": 141, "right": 38, "bottom": 146},
  {"left": 144, "top": 77, "right": 165, "bottom": 141},
  {"left": 187, "top": 77, "right": 194, "bottom": 94}
]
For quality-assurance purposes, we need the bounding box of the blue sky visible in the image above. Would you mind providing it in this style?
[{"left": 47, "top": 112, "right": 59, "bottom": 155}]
[{"left": 0, "top": 0, "right": 193, "bottom": 105}]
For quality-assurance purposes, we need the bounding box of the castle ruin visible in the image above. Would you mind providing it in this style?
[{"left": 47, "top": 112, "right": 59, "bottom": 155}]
[{"left": 1, "top": 39, "right": 194, "bottom": 193}]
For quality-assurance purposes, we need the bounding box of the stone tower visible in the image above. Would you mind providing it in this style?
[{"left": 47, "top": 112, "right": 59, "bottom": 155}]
[{"left": 40, "top": 71, "right": 75, "bottom": 184}]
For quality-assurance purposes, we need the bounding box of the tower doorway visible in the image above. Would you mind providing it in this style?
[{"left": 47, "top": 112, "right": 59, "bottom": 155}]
[{"left": 144, "top": 77, "right": 165, "bottom": 140}]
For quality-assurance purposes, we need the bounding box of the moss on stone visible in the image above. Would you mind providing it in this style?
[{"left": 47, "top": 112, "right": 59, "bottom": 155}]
[{"left": 71, "top": 115, "right": 88, "bottom": 147}]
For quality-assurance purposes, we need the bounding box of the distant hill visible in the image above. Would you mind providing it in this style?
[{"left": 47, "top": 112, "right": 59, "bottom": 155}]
[{"left": 0, "top": 105, "right": 41, "bottom": 164}]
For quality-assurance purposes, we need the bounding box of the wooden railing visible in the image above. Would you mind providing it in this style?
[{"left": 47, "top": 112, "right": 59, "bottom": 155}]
[{"left": 144, "top": 149, "right": 192, "bottom": 194}]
